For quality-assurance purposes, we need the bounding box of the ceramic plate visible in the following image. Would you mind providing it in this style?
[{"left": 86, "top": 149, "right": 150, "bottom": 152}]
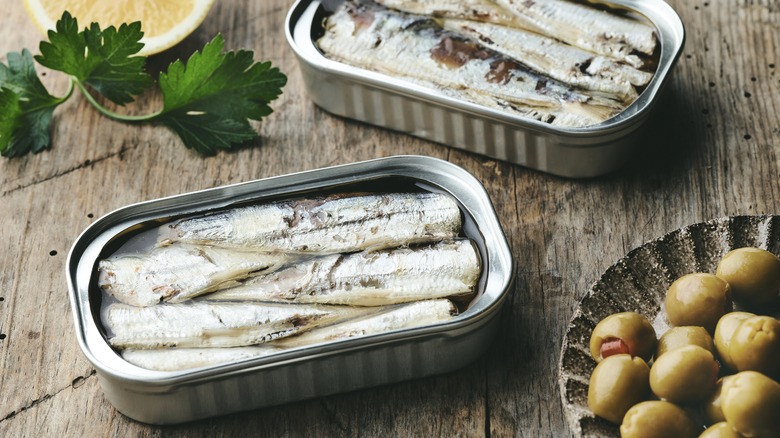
[{"left": 558, "top": 215, "right": 780, "bottom": 436}]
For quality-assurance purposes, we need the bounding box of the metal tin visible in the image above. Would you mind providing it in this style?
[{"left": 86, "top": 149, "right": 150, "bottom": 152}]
[
  {"left": 285, "top": 0, "right": 685, "bottom": 178},
  {"left": 66, "top": 156, "right": 513, "bottom": 425}
]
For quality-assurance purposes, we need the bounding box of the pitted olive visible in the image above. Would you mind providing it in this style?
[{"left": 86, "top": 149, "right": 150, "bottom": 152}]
[
  {"left": 649, "top": 345, "right": 719, "bottom": 403},
  {"left": 655, "top": 325, "right": 715, "bottom": 358},
  {"left": 587, "top": 354, "right": 650, "bottom": 424},
  {"left": 702, "top": 376, "right": 734, "bottom": 426},
  {"left": 714, "top": 312, "right": 755, "bottom": 370},
  {"left": 589, "top": 312, "right": 657, "bottom": 362},
  {"left": 716, "top": 247, "right": 780, "bottom": 308},
  {"left": 584, "top": 248, "right": 780, "bottom": 434},
  {"left": 721, "top": 371, "right": 780, "bottom": 437},
  {"left": 665, "top": 273, "right": 732, "bottom": 333},
  {"left": 699, "top": 422, "right": 745, "bottom": 438},
  {"left": 727, "top": 315, "right": 780, "bottom": 378},
  {"left": 620, "top": 400, "right": 698, "bottom": 438}
]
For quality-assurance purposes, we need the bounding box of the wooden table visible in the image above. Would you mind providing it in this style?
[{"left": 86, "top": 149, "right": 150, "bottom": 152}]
[{"left": 1, "top": 0, "right": 778, "bottom": 435}]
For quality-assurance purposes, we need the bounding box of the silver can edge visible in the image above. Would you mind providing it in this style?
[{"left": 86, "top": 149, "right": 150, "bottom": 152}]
[
  {"left": 65, "top": 155, "right": 514, "bottom": 424},
  {"left": 284, "top": 0, "right": 685, "bottom": 178}
]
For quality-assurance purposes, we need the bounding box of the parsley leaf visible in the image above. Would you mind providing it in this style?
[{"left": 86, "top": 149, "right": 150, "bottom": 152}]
[
  {"left": 36, "top": 12, "right": 151, "bottom": 105},
  {"left": 0, "top": 11, "right": 286, "bottom": 157},
  {"left": 0, "top": 88, "right": 24, "bottom": 155},
  {"left": 153, "top": 34, "right": 287, "bottom": 155},
  {"left": 0, "top": 49, "right": 66, "bottom": 157}
]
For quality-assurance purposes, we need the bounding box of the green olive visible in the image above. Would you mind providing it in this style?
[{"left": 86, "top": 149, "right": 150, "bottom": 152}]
[
  {"left": 665, "top": 273, "right": 732, "bottom": 333},
  {"left": 656, "top": 326, "right": 715, "bottom": 358},
  {"left": 587, "top": 354, "right": 650, "bottom": 424},
  {"left": 714, "top": 312, "right": 755, "bottom": 370},
  {"left": 721, "top": 371, "right": 780, "bottom": 437},
  {"left": 716, "top": 247, "right": 780, "bottom": 308},
  {"left": 620, "top": 400, "right": 698, "bottom": 438},
  {"left": 649, "top": 345, "right": 719, "bottom": 403},
  {"left": 589, "top": 312, "right": 657, "bottom": 362},
  {"left": 699, "top": 422, "right": 744, "bottom": 438},
  {"left": 728, "top": 315, "right": 780, "bottom": 378},
  {"left": 702, "top": 376, "right": 734, "bottom": 426}
]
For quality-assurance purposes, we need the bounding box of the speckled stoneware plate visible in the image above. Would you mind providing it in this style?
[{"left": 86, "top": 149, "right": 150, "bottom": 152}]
[{"left": 558, "top": 215, "right": 780, "bottom": 436}]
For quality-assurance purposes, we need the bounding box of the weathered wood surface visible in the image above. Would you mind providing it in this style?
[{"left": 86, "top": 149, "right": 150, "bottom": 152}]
[{"left": 0, "top": 0, "right": 778, "bottom": 436}]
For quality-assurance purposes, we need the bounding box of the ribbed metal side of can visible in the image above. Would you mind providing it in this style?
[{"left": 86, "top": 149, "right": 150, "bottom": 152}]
[
  {"left": 98, "top": 312, "right": 500, "bottom": 424},
  {"left": 66, "top": 156, "right": 513, "bottom": 424},
  {"left": 285, "top": 0, "right": 685, "bottom": 178}
]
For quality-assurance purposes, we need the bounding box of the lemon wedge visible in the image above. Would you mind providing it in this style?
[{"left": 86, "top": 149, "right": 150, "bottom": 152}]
[{"left": 23, "top": 0, "right": 216, "bottom": 56}]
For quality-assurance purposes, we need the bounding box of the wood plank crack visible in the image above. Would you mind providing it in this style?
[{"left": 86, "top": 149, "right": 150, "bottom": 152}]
[
  {"left": 0, "top": 369, "right": 96, "bottom": 423},
  {"left": 1, "top": 145, "right": 136, "bottom": 198}
]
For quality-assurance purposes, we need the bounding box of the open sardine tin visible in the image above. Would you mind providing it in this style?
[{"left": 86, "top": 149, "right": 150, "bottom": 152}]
[
  {"left": 286, "top": 0, "right": 684, "bottom": 178},
  {"left": 66, "top": 156, "right": 513, "bottom": 424}
]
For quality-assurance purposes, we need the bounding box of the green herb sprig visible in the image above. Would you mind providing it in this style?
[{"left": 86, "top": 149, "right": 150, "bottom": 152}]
[{"left": 0, "top": 12, "right": 287, "bottom": 157}]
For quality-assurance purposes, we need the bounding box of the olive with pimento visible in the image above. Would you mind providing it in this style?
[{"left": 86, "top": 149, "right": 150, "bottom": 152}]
[{"left": 589, "top": 312, "right": 656, "bottom": 362}]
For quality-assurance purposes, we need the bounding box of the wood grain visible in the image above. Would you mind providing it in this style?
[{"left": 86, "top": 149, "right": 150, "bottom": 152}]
[{"left": 1, "top": 0, "right": 778, "bottom": 436}]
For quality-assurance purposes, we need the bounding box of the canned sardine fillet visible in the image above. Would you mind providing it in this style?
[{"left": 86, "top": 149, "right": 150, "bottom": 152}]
[
  {"left": 317, "top": 1, "right": 651, "bottom": 127},
  {"left": 96, "top": 192, "right": 469, "bottom": 307},
  {"left": 285, "top": 0, "right": 685, "bottom": 177},
  {"left": 66, "top": 156, "right": 513, "bottom": 424}
]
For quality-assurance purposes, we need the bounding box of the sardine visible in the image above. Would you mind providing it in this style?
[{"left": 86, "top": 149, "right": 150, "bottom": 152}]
[
  {"left": 373, "top": 0, "right": 522, "bottom": 27},
  {"left": 168, "top": 192, "right": 462, "bottom": 254},
  {"left": 271, "top": 299, "right": 457, "bottom": 348},
  {"left": 104, "top": 301, "right": 375, "bottom": 349},
  {"left": 97, "top": 243, "right": 291, "bottom": 307},
  {"left": 493, "top": 0, "right": 657, "bottom": 66},
  {"left": 318, "top": 2, "right": 627, "bottom": 127},
  {"left": 375, "top": 0, "right": 657, "bottom": 68},
  {"left": 204, "top": 239, "right": 481, "bottom": 306},
  {"left": 119, "top": 299, "right": 456, "bottom": 371},
  {"left": 440, "top": 19, "right": 653, "bottom": 101},
  {"left": 121, "top": 346, "right": 281, "bottom": 371}
]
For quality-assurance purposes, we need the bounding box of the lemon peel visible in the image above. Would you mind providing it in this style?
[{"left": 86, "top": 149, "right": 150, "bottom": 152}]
[{"left": 23, "top": 0, "right": 216, "bottom": 56}]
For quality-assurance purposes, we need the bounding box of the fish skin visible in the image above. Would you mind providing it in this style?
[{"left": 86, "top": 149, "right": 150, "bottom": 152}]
[
  {"left": 318, "top": 2, "right": 626, "bottom": 127},
  {"left": 440, "top": 19, "right": 653, "bottom": 101},
  {"left": 97, "top": 243, "right": 291, "bottom": 307},
  {"left": 376, "top": 0, "right": 657, "bottom": 68},
  {"left": 169, "top": 192, "right": 462, "bottom": 254},
  {"left": 493, "top": 0, "right": 657, "bottom": 67},
  {"left": 122, "top": 346, "right": 281, "bottom": 371},
  {"left": 373, "top": 0, "right": 523, "bottom": 26},
  {"left": 104, "top": 301, "right": 376, "bottom": 349},
  {"left": 204, "top": 239, "right": 481, "bottom": 306},
  {"left": 119, "top": 299, "right": 456, "bottom": 371},
  {"left": 271, "top": 299, "right": 457, "bottom": 348},
  {"left": 397, "top": 76, "right": 613, "bottom": 127}
]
